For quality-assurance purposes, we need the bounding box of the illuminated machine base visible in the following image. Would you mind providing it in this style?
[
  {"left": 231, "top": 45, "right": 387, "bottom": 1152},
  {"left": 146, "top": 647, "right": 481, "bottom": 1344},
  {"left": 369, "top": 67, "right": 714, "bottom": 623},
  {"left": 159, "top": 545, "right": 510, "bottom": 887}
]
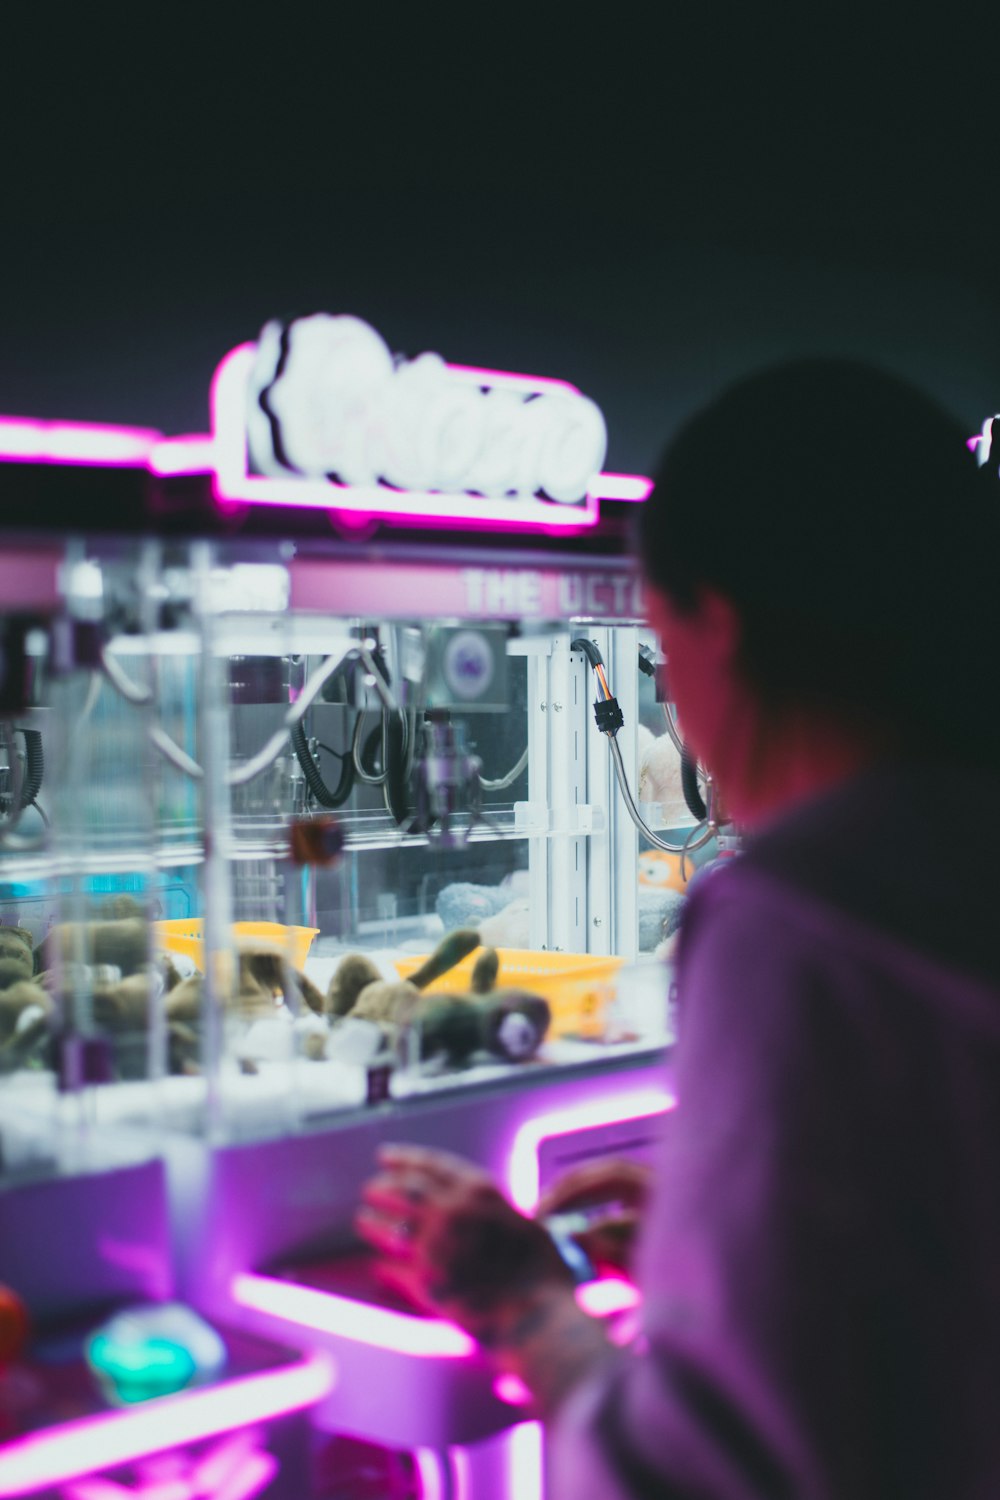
[
  {"left": 229, "top": 1255, "right": 515, "bottom": 1453},
  {"left": 228, "top": 1257, "right": 637, "bottom": 1500},
  {"left": 0, "top": 1320, "right": 332, "bottom": 1500}
]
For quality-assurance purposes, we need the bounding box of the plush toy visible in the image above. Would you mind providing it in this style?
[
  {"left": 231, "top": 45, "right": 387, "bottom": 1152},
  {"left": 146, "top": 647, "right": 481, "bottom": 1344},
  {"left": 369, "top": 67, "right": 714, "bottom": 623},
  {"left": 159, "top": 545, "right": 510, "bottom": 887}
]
[
  {"left": 166, "top": 937, "right": 325, "bottom": 1025},
  {"left": 480, "top": 988, "right": 551, "bottom": 1060},
  {"left": 40, "top": 917, "right": 149, "bottom": 978},
  {"left": 406, "top": 929, "right": 481, "bottom": 990},
  {"left": 326, "top": 953, "right": 383, "bottom": 1018},
  {"left": 637, "top": 732, "right": 692, "bottom": 827},
  {"left": 350, "top": 979, "right": 421, "bottom": 1027},
  {"left": 416, "top": 987, "right": 550, "bottom": 1066},
  {"left": 0, "top": 926, "right": 52, "bottom": 1064},
  {"left": 478, "top": 899, "right": 530, "bottom": 948},
  {"left": 638, "top": 849, "right": 688, "bottom": 894},
  {"left": 324, "top": 928, "right": 551, "bottom": 1070},
  {"left": 436, "top": 874, "right": 531, "bottom": 949},
  {"left": 471, "top": 946, "right": 499, "bottom": 994},
  {"left": 409, "top": 939, "right": 549, "bottom": 1066},
  {"left": 0, "top": 924, "right": 34, "bottom": 988}
]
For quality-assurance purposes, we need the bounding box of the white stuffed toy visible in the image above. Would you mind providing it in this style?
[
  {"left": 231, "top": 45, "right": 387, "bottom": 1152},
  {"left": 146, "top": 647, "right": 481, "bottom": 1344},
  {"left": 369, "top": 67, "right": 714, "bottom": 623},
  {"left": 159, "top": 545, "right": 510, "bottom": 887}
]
[{"left": 637, "top": 729, "right": 695, "bottom": 827}]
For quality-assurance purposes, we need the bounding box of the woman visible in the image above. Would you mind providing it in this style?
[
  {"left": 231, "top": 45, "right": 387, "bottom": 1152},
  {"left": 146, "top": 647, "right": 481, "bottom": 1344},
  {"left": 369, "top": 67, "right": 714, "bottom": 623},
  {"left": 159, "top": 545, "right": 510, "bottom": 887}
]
[{"left": 358, "top": 362, "right": 1000, "bottom": 1497}]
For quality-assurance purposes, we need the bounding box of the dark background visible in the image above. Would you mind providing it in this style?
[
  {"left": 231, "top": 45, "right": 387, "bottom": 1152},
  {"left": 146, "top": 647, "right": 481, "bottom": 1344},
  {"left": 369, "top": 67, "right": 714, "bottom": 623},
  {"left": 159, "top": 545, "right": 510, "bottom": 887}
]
[{"left": 2, "top": 16, "right": 997, "bottom": 477}]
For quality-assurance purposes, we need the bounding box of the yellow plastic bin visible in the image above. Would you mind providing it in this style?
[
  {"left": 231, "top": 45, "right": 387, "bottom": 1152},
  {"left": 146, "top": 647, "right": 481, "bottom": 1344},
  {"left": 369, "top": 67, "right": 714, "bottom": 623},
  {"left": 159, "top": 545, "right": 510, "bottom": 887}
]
[
  {"left": 154, "top": 919, "right": 320, "bottom": 971},
  {"left": 395, "top": 947, "right": 624, "bottom": 1039}
]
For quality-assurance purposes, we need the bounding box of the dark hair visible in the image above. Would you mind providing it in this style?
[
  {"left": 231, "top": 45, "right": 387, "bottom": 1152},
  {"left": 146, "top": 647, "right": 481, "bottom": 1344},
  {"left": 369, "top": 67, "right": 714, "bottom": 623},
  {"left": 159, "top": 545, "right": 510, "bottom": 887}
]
[{"left": 639, "top": 359, "right": 1000, "bottom": 766}]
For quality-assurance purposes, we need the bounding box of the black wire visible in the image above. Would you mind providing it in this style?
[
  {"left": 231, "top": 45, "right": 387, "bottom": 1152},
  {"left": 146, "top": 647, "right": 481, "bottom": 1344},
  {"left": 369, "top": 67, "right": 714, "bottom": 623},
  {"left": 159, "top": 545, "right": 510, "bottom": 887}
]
[
  {"left": 317, "top": 743, "right": 348, "bottom": 760},
  {"left": 290, "top": 719, "right": 355, "bottom": 807},
  {"left": 29, "top": 799, "right": 49, "bottom": 826},
  {"left": 680, "top": 745, "right": 708, "bottom": 822}
]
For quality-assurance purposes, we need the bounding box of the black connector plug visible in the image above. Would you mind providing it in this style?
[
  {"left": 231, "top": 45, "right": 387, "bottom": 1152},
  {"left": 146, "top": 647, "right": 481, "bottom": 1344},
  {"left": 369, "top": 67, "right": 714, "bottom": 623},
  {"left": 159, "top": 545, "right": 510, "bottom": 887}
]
[
  {"left": 638, "top": 643, "right": 659, "bottom": 677},
  {"left": 594, "top": 697, "right": 624, "bottom": 735}
]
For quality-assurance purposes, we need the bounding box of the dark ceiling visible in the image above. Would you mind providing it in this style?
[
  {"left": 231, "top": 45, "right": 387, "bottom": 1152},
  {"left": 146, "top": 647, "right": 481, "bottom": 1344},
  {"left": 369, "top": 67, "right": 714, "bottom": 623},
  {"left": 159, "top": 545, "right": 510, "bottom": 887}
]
[{"left": 3, "top": 17, "right": 997, "bottom": 476}]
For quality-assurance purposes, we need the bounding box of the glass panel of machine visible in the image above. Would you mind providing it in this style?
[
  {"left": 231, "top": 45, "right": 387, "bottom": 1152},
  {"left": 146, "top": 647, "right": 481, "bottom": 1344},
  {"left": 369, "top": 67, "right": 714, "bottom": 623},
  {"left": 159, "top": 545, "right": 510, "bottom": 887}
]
[{"left": 1, "top": 548, "right": 697, "bottom": 1158}]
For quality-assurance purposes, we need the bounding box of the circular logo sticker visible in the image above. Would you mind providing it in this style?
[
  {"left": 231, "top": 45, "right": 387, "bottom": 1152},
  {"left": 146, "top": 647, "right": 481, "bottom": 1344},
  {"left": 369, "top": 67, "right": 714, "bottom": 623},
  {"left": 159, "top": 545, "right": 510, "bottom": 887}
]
[{"left": 442, "top": 631, "right": 495, "bottom": 701}]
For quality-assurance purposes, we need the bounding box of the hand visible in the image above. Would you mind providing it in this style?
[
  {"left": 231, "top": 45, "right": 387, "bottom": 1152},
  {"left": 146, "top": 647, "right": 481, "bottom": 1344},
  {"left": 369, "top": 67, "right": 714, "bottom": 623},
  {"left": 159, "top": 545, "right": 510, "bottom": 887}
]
[
  {"left": 536, "top": 1158, "right": 652, "bottom": 1278},
  {"left": 356, "top": 1143, "right": 614, "bottom": 1416},
  {"left": 356, "top": 1144, "right": 573, "bottom": 1340}
]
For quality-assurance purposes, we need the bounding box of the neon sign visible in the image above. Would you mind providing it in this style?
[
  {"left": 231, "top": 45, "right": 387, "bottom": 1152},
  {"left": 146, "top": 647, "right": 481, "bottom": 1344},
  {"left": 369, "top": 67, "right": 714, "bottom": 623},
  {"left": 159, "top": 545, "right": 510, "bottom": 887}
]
[
  {"left": 247, "top": 313, "right": 607, "bottom": 504},
  {"left": 971, "top": 415, "right": 998, "bottom": 467},
  {"left": 209, "top": 315, "right": 622, "bottom": 530},
  {"left": 0, "top": 418, "right": 160, "bottom": 467},
  {"left": 0, "top": 318, "right": 657, "bottom": 535}
]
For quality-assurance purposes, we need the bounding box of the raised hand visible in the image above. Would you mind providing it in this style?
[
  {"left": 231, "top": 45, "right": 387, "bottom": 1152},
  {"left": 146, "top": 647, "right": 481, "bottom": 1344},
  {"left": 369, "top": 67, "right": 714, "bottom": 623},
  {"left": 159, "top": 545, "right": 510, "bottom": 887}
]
[
  {"left": 537, "top": 1157, "right": 652, "bottom": 1278},
  {"left": 356, "top": 1143, "right": 610, "bottom": 1415}
]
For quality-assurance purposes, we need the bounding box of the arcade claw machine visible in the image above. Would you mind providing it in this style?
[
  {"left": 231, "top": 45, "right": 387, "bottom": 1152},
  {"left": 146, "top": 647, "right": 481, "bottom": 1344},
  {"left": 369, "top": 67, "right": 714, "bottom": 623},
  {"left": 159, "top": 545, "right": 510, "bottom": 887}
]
[{"left": 0, "top": 314, "right": 716, "bottom": 1498}]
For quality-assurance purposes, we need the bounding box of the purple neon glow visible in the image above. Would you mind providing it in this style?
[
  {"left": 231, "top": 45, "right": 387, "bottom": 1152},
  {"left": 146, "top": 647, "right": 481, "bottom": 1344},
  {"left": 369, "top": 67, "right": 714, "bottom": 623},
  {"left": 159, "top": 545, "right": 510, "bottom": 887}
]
[
  {"left": 575, "top": 1277, "right": 641, "bottom": 1318},
  {"left": 0, "top": 1353, "right": 333, "bottom": 1500},
  {"left": 493, "top": 1373, "right": 533, "bottom": 1408},
  {"left": 61, "top": 1433, "right": 277, "bottom": 1500},
  {"left": 412, "top": 1449, "right": 446, "bottom": 1500},
  {"left": 507, "top": 1422, "right": 544, "bottom": 1500},
  {"left": 199, "top": 1448, "right": 275, "bottom": 1500},
  {"left": 592, "top": 472, "right": 654, "bottom": 502},
  {"left": 0, "top": 369, "right": 653, "bottom": 531},
  {"left": 0, "top": 417, "right": 161, "bottom": 467},
  {"left": 230, "top": 1271, "right": 476, "bottom": 1359},
  {"left": 505, "top": 1086, "right": 675, "bottom": 1212},
  {"left": 149, "top": 436, "right": 217, "bottom": 476},
  {"left": 449, "top": 1448, "right": 471, "bottom": 1500}
]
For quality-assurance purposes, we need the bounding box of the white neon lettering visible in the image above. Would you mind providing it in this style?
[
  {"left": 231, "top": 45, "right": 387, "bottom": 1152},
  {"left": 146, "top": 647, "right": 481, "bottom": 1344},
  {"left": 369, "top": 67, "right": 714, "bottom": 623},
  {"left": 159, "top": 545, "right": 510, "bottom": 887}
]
[
  {"left": 462, "top": 569, "right": 486, "bottom": 612},
  {"left": 247, "top": 314, "right": 607, "bottom": 505},
  {"left": 558, "top": 575, "right": 584, "bottom": 613},
  {"left": 519, "top": 571, "right": 543, "bottom": 615},
  {"left": 485, "top": 572, "right": 520, "bottom": 615},
  {"left": 462, "top": 568, "right": 542, "bottom": 617},
  {"left": 585, "top": 576, "right": 607, "bottom": 614},
  {"left": 611, "top": 574, "right": 632, "bottom": 614}
]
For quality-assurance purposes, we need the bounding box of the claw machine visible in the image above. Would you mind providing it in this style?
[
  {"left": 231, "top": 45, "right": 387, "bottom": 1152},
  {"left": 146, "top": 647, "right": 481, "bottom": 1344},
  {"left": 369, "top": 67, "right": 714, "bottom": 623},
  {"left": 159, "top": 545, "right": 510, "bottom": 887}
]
[
  {"left": 0, "top": 433, "right": 333, "bottom": 1500},
  {"left": 0, "top": 312, "right": 716, "bottom": 1497}
]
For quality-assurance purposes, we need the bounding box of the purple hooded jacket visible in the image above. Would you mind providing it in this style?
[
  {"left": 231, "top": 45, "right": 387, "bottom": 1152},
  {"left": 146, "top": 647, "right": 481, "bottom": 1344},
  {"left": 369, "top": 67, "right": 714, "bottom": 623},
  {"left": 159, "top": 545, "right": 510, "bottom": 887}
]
[{"left": 550, "top": 765, "right": 1000, "bottom": 1498}]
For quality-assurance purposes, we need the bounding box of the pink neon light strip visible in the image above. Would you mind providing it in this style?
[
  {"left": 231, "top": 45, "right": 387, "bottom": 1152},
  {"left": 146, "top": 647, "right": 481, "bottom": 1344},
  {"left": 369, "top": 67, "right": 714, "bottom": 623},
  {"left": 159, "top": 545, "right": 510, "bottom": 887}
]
[
  {"left": 487, "top": 1279, "right": 641, "bottom": 1411},
  {"left": 0, "top": 417, "right": 161, "bottom": 467},
  {"left": 0, "top": 1353, "right": 333, "bottom": 1500},
  {"left": 505, "top": 1086, "right": 675, "bottom": 1212},
  {"left": 64, "top": 1438, "right": 277, "bottom": 1500},
  {"left": 412, "top": 1448, "right": 447, "bottom": 1500},
  {"left": 0, "top": 370, "right": 653, "bottom": 525},
  {"left": 148, "top": 436, "right": 218, "bottom": 476},
  {"left": 575, "top": 1277, "right": 641, "bottom": 1318},
  {"left": 230, "top": 1271, "right": 476, "bottom": 1359},
  {"left": 493, "top": 1372, "right": 533, "bottom": 1407},
  {"left": 204, "top": 1449, "right": 276, "bottom": 1500},
  {"left": 210, "top": 345, "right": 604, "bottom": 532},
  {"left": 449, "top": 1448, "right": 471, "bottom": 1500},
  {"left": 593, "top": 472, "right": 654, "bottom": 502}
]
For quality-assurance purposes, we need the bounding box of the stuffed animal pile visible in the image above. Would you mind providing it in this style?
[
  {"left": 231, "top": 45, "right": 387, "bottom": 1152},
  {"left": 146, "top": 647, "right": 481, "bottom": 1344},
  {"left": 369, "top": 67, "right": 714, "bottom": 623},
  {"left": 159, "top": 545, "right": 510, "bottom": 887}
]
[
  {"left": 0, "top": 903, "right": 326, "bottom": 1079},
  {"left": 0, "top": 906, "right": 551, "bottom": 1081},
  {"left": 324, "top": 927, "right": 551, "bottom": 1069}
]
